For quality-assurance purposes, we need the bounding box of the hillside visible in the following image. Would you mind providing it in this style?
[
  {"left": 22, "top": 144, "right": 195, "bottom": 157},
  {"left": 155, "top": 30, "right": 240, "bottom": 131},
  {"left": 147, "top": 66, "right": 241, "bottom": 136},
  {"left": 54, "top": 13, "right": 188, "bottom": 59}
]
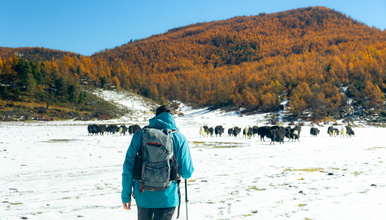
[
  {"left": 93, "top": 7, "right": 385, "bottom": 72},
  {"left": 96, "top": 6, "right": 386, "bottom": 117},
  {"left": 1, "top": 6, "right": 385, "bottom": 121},
  {"left": 0, "top": 47, "right": 79, "bottom": 62},
  {"left": 92, "top": 6, "right": 386, "bottom": 116}
]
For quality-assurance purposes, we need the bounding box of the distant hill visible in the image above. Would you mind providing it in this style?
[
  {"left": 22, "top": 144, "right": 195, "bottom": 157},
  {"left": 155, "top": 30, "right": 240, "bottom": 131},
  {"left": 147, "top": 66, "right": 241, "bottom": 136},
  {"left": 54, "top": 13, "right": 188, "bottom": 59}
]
[
  {"left": 0, "top": 47, "right": 79, "bottom": 62},
  {"left": 93, "top": 6, "right": 385, "bottom": 72},
  {"left": 90, "top": 6, "right": 386, "bottom": 118},
  {"left": 1, "top": 6, "right": 385, "bottom": 121}
]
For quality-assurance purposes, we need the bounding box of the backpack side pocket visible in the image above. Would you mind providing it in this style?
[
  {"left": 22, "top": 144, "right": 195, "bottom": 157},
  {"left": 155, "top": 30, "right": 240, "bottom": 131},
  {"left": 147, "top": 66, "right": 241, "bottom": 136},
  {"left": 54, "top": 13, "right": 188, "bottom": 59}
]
[{"left": 132, "top": 149, "right": 142, "bottom": 180}]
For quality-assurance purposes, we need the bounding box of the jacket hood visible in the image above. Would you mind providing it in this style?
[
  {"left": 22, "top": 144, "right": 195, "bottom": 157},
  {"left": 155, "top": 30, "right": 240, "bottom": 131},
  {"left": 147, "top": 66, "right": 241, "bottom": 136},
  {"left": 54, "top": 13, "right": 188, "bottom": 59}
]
[{"left": 148, "top": 112, "right": 178, "bottom": 130}]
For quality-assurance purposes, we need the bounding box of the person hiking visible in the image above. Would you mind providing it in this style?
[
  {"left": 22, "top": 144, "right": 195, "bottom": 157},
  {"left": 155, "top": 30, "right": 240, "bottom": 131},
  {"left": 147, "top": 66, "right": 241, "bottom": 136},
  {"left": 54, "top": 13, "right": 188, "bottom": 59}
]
[{"left": 122, "top": 105, "right": 194, "bottom": 220}]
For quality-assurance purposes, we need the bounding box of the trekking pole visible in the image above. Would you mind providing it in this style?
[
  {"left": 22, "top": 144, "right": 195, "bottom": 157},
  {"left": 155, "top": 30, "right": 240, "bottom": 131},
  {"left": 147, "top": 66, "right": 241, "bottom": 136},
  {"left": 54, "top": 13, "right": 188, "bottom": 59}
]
[{"left": 185, "top": 179, "right": 189, "bottom": 220}]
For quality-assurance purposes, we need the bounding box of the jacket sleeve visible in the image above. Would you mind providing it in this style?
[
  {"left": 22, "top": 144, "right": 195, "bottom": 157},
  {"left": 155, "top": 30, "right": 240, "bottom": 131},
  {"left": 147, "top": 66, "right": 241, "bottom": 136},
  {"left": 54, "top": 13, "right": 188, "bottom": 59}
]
[
  {"left": 121, "top": 130, "right": 142, "bottom": 203},
  {"left": 173, "top": 132, "right": 194, "bottom": 179}
]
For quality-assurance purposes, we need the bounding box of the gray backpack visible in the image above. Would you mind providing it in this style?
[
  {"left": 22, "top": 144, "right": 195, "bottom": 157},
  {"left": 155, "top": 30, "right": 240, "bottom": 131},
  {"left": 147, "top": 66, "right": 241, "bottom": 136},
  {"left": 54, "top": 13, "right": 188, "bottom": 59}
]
[{"left": 133, "top": 127, "right": 180, "bottom": 191}]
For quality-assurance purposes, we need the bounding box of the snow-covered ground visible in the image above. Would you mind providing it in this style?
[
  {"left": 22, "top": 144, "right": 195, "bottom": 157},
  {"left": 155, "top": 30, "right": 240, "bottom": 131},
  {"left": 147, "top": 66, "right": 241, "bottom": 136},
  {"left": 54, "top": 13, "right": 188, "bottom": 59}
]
[{"left": 1, "top": 90, "right": 386, "bottom": 220}]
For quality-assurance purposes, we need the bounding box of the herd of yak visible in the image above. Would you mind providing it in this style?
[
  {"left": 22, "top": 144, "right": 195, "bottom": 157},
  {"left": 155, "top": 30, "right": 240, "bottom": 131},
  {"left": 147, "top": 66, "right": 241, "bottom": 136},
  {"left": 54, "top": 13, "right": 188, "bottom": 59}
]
[
  {"left": 87, "top": 124, "right": 141, "bottom": 136},
  {"left": 199, "top": 124, "right": 355, "bottom": 144},
  {"left": 87, "top": 123, "right": 355, "bottom": 145}
]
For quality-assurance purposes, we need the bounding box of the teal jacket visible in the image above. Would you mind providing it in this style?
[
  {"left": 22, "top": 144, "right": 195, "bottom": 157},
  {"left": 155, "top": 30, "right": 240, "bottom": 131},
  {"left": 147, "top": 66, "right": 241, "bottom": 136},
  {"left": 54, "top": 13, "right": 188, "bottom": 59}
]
[{"left": 121, "top": 112, "right": 194, "bottom": 208}]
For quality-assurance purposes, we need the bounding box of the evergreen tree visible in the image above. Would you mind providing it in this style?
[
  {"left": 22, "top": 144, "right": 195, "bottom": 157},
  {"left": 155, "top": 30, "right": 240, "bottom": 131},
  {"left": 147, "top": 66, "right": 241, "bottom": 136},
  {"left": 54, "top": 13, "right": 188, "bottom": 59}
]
[
  {"left": 15, "top": 59, "right": 32, "bottom": 92},
  {"left": 76, "top": 65, "right": 82, "bottom": 76},
  {"left": 27, "top": 73, "right": 36, "bottom": 101},
  {"left": 68, "top": 84, "right": 78, "bottom": 112},
  {"left": 31, "top": 61, "right": 43, "bottom": 85},
  {"left": 54, "top": 77, "right": 65, "bottom": 98},
  {"left": 0, "top": 86, "right": 9, "bottom": 99},
  {"left": 100, "top": 76, "right": 107, "bottom": 88}
]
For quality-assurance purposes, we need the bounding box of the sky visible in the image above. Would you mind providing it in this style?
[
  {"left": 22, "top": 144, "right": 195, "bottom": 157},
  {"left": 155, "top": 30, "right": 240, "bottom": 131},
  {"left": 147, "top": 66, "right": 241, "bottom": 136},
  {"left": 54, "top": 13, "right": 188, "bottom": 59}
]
[{"left": 0, "top": 0, "right": 385, "bottom": 56}]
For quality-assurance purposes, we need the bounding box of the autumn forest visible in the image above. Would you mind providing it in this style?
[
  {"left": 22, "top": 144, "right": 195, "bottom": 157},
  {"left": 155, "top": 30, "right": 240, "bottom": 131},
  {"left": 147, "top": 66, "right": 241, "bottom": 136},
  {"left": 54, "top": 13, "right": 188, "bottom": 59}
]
[{"left": 1, "top": 7, "right": 385, "bottom": 120}]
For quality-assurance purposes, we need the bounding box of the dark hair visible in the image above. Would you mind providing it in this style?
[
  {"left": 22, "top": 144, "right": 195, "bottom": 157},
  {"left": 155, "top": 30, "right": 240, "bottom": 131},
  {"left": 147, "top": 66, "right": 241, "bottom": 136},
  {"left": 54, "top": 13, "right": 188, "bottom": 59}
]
[{"left": 156, "top": 105, "right": 174, "bottom": 116}]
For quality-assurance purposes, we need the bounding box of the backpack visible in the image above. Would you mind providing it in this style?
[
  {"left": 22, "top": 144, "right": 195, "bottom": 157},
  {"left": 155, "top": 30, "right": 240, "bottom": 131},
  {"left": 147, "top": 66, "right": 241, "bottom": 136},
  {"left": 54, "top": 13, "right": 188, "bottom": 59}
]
[{"left": 132, "top": 127, "right": 180, "bottom": 191}]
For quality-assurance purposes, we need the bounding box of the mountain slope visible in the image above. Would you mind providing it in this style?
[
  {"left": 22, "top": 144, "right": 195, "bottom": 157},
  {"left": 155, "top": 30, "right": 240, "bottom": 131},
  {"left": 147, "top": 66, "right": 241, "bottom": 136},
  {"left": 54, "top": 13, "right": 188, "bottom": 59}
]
[
  {"left": 0, "top": 47, "right": 79, "bottom": 62},
  {"left": 90, "top": 6, "right": 385, "bottom": 118},
  {"left": 93, "top": 6, "right": 385, "bottom": 72}
]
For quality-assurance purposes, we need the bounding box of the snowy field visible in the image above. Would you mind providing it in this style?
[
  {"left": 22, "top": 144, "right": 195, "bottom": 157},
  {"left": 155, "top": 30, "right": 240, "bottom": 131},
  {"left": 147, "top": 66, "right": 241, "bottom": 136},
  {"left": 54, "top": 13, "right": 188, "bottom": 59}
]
[{"left": 1, "top": 90, "right": 386, "bottom": 220}]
